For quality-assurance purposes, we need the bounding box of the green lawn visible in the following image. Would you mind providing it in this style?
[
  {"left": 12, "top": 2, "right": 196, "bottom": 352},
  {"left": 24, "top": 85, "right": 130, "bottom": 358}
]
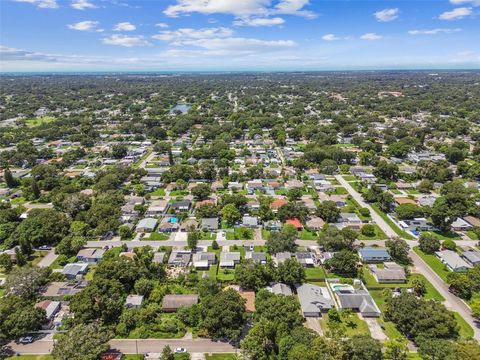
[
  {"left": 342, "top": 175, "right": 356, "bottom": 181},
  {"left": 466, "top": 230, "right": 478, "bottom": 240},
  {"left": 200, "top": 232, "right": 216, "bottom": 240},
  {"left": 357, "top": 224, "right": 388, "bottom": 240},
  {"left": 205, "top": 354, "right": 237, "bottom": 360},
  {"left": 333, "top": 187, "right": 349, "bottom": 195},
  {"left": 261, "top": 229, "right": 271, "bottom": 240},
  {"left": 413, "top": 246, "right": 450, "bottom": 282},
  {"left": 226, "top": 227, "right": 253, "bottom": 240},
  {"left": 148, "top": 188, "right": 166, "bottom": 196},
  {"left": 423, "top": 231, "right": 462, "bottom": 241},
  {"left": 25, "top": 116, "right": 56, "bottom": 127},
  {"left": 454, "top": 312, "right": 475, "bottom": 339},
  {"left": 371, "top": 204, "right": 415, "bottom": 240},
  {"left": 122, "top": 355, "right": 144, "bottom": 360},
  {"left": 320, "top": 312, "right": 370, "bottom": 337},
  {"left": 230, "top": 246, "right": 246, "bottom": 258},
  {"left": 305, "top": 267, "right": 326, "bottom": 281},
  {"left": 144, "top": 232, "right": 170, "bottom": 241},
  {"left": 299, "top": 229, "right": 318, "bottom": 240}
]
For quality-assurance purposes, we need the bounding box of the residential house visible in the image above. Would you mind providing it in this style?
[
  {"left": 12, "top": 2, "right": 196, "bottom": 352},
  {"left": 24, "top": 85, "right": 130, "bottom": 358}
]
[
  {"left": 35, "top": 300, "right": 61, "bottom": 325},
  {"left": 266, "top": 283, "right": 292, "bottom": 296},
  {"left": 171, "top": 200, "right": 192, "bottom": 212},
  {"left": 295, "top": 252, "right": 316, "bottom": 267},
  {"left": 398, "top": 218, "right": 435, "bottom": 232},
  {"left": 153, "top": 252, "right": 166, "bottom": 264},
  {"left": 125, "top": 295, "right": 144, "bottom": 308},
  {"left": 452, "top": 218, "right": 472, "bottom": 232},
  {"left": 192, "top": 252, "right": 217, "bottom": 269},
  {"left": 76, "top": 248, "right": 105, "bottom": 264},
  {"left": 337, "top": 213, "right": 362, "bottom": 230},
  {"left": 145, "top": 200, "right": 169, "bottom": 216},
  {"left": 219, "top": 252, "right": 241, "bottom": 268},
  {"left": 296, "top": 283, "right": 334, "bottom": 317},
  {"left": 462, "top": 249, "right": 480, "bottom": 267},
  {"left": 246, "top": 251, "right": 267, "bottom": 264},
  {"left": 306, "top": 216, "right": 325, "bottom": 231},
  {"left": 329, "top": 281, "right": 381, "bottom": 317},
  {"left": 168, "top": 251, "right": 191, "bottom": 267},
  {"left": 62, "top": 263, "right": 89, "bottom": 280},
  {"left": 464, "top": 215, "right": 480, "bottom": 228},
  {"left": 369, "top": 262, "right": 406, "bottom": 283},
  {"left": 180, "top": 218, "right": 199, "bottom": 232},
  {"left": 358, "top": 247, "right": 391, "bottom": 263},
  {"left": 274, "top": 252, "right": 292, "bottom": 264},
  {"left": 436, "top": 250, "right": 472, "bottom": 272},
  {"left": 242, "top": 215, "right": 259, "bottom": 228},
  {"left": 201, "top": 217, "right": 219, "bottom": 231},
  {"left": 136, "top": 218, "right": 158, "bottom": 233},
  {"left": 286, "top": 218, "right": 303, "bottom": 230},
  {"left": 264, "top": 220, "right": 282, "bottom": 231},
  {"left": 162, "top": 294, "right": 199, "bottom": 312}
]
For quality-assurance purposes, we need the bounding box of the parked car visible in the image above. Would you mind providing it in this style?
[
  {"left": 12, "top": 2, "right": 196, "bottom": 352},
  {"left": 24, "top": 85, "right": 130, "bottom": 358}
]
[
  {"left": 38, "top": 245, "right": 51, "bottom": 250},
  {"left": 18, "top": 336, "right": 34, "bottom": 344},
  {"left": 175, "top": 347, "right": 187, "bottom": 353}
]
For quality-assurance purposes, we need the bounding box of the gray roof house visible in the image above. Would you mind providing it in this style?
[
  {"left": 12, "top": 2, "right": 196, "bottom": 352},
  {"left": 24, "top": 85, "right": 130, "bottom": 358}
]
[
  {"left": 358, "top": 247, "right": 391, "bottom": 263},
  {"left": 62, "top": 263, "right": 89, "bottom": 280},
  {"left": 192, "top": 252, "right": 217, "bottom": 269},
  {"left": 136, "top": 218, "right": 158, "bottom": 233},
  {"left": 435, "top": 250, "right": 472, "bottom": 272},
  {"left": 76, "top": 248, "right": 105, "bottom": 264},
  {"left": 168, "top": 251, "right": 191, "bottom": 267},
  {"left": 330, "top": 282, "right": 381, "bottom": 317},
  {"left": 267, "top": 283, "right": 292, "bottom": 296},
  {"left": 246, "top": 251, "right": 267, "bottom": 264},
  {"left": 171, "top": 200, "right": 192, "bottom": 212},
  {"left": 275, "top": 252, "right": 292, "bottom": 264},
  {"left": 201, "top": 217, "right": 219, "bottom": 231},
  {"left": 295, "top": 252, "right": 316, "bottom": 267},
  {"left": 242, "top": 215, "right": 259, "bottom": 228},
  {"left": 220, "top": 252, "right": 241, "bottom": 268},
  {"left": 369, "top": 262, "right": 406, "bottom": 283},
  {"left": 462, "top": 249, "right": 480, "bottom": 267},
  {"left": 296, "top": 283, "right": 334, "bottom": 317},
  {"left": 125, "top": 294, "right": 144, "bottom": 308},
  {"left": 153, "top": 252, "right": 166, "bottom": 264}
]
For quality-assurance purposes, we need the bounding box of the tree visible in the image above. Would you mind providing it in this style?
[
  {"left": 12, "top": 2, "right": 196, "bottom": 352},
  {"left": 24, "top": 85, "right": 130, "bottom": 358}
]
[
  {"left": 418, "top": 233, "right": 441, "bottom": 254},
  {"left": 361, "top": 224, "right": 375, "bottom": 237},
  {"left": 191, "top": 183, "right": 211, "bottom": 200},
  {"left": 31, "top": 179, "right": 40, "bottom": 199},
  {"left": 266, "top": 226, "right": 297, "bottom": 254},
  {"left": 324, "top": 250, "right": 359, "bottom": 277},
  {"left": 119, "top": 225, "right": 133, "bottom": 240},
  {"left": 471, "top": 296, "right": 480, "bottom": 320},
  {"left": 276, "top": 258, "right": 305, "bottom": 286},
  {"left": 161, "top": 345, "right": 175, "bottom": 360},
  {"left": 187, "top": 226, "right": 200, "bottom": 250},
  {"left": 241, "top": 318, "right": 277, "bottom": 360},
  {"left": 316, "top": 201, "right": 340, "bottom": 223},
  {"left": 417, "top": 338, "right": 457, "bottom": 360},
  {"left": 411, "top": 277, "right": 427, "bottom": 297},
  {"left": 385, "top": 237, "right": 410, "bottom": 265},
  {"left": 383, "top": 338, "right": 409, "bottom": 360},
  {"left": 0, "top": 253, "right": 13, "bottom": 272},
  {"left": 201, "top": 288, "right": 247, "bottom": 341},
  {"left": 4, "top": 266, "right": 50, "bottom": 300},
  {"left": 111, "top": 144, "right": 128, "bottom": 159},
  {"left": 235, "top": 260, "right": 271, "bottom": 291},
  {"left": 277, "top": 202, "right": 308, "bottom": 223},
  {"left": 4, "top": 168, "right": 18, "bottom": 188},
  {"left": 430, "top": 197, "right": 459, "bottom": 233},
  {"left": 442, "top": 239, "right": 456, "bottom": 251},
  {"left": 221, "top": 203, "right": 241, "bottom": 226},
  {"left": 344, "top": 335, "right": 383, "bottom": 360},
  {"left": 287, "top": 188, "right": 302, "bottom": 201},
  {"left": 0, "top": 296, "right": 46, "bottom": 342},
  {"left": 317, "top": 226, "right": 355, "bottom": 251},
  {"left": 52, "top": 323, "right": 111, "bottom": 360},
  {"left": 56, "top": 236, "right": 86, "bottom": 257},
  {"left": 395, "top": 203, "right": 424, "bottom": 220},
  {"left": 373, "top": 160, "right": 399, "bottom": 181}
]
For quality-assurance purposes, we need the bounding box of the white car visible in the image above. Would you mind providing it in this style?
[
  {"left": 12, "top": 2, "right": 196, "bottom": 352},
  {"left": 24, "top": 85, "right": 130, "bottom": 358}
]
[
  {"left": 174, "top": 347, "right": 187, "bottom": 353},
  {"left": 19, "top": 336, "right": 34, "bottom": 344}
]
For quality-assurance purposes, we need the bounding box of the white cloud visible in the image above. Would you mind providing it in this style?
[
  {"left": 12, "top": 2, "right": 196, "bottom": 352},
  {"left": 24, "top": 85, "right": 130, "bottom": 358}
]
[
  {"left": 152, "top": 27, "right": 233, "bottom": 42},
  {"left": 374, "top": 8, "right": 399, "bottom": 22},
  {"left": 164, "top": 0, "right": 315, "bottom": 18},
  {"left": 360, "top": 33, "right": 383, "bottom": 41},
  {"left": 450, "top": 0, "right": 480, "bottom": 6},
  {"left": 67, "top": 21, "right": 100, "bottom": 31},
  {"left": 113, "top": 22, "right": 136, "bottom": 31},
  {"left": 102, "top": 34, "right": 151, "bottom": 47},
  {"left": 408, "top": 28, "right": 462, "bottom": 35},
  {"left": 155, "top": 23, "right": 169, "bottom": 28},
  {"left": 439, "top": 7, "right": 472, "bottom": 20},
  {"left": 234, "top": 17, "right": 285, "bottom": 26},
  {"left": 71, "top": 0, "right": 96, "bottom": 10},
  {"left": 15, "top": 0, "right": 58, "bottom": 9},
  {"left": 322, "top": 34, "right": 342, "bottom": 41}
]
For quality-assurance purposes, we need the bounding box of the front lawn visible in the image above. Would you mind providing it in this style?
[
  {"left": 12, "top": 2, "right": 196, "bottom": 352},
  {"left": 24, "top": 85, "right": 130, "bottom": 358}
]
[
  {"left": 454, "top": 312, "right": 475, "bottom": 339},
  {"left": 423, "top": 231, "right": 462, "bottom": 241},
  {"left": 200, "top": 232, "right": 216, "bottom": 240},
  {"left": 144, "top": 232, "right": 170, "bottom": 241},
  {"left": 319, "top": 312, "right": 370, "bottom": 337},
  {"left": 299, "top": 229, "right": 318, "bottom": 240},
  {"left": 413, "top": 246, "right": 450, "bottom": 282},
  {"left": 371, "top": 204, "right": 415, "bottom": 240},
  {"left": 466, "top": 230, "right": 478, "bottom": 240},
  {"left": 205, "top": 355, "right": 237, "bottom": 360},
  {"left": 226, "top": 227, "right": 253, "bottom": 240},
  {"left": 305, "top": 267, "right": 326, "bottom": 281},
  {"left": 148, "top": 188, "right": 166, "bottom": 196},
  {"left": 357, "top": 224, "right": 387, "bottom": 240}
]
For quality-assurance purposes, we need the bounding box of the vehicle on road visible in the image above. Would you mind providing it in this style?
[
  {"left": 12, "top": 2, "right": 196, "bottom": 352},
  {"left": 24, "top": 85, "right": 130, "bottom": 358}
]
[
  {"left": 38, "top": 245, "right": 51, "bottom": 250},
  {"left": 18, "top": 336, "right": 34, "bottom": 344},
  {"left": 175, "top": 347, "right": 187, "bottom": 353}
]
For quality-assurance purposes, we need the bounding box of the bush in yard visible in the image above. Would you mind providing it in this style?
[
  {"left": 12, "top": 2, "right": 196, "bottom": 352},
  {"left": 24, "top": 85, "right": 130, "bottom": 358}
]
[
  {"left": 359, "top": 208, "right": 370, "bottom": 217},
  {"left": 442, "top": 239, "right": 456, "bottom": 251},
  {"left": 361, "top": 224, "right": 376, "bottom": 237},
  {"left": 418, "top": 233, "right": 441, "bottom": 254}
]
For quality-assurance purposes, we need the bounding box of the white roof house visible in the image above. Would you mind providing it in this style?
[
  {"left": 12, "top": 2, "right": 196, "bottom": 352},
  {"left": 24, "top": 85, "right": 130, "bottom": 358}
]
[{"left": 435, "top": 250, "right": 472, "bottom": 272}]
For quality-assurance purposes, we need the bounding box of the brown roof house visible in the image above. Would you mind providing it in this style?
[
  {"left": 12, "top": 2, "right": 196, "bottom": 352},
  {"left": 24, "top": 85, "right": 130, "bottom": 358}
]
[{"left": 162, "top": 294, "right": 199, "bottom": 312}]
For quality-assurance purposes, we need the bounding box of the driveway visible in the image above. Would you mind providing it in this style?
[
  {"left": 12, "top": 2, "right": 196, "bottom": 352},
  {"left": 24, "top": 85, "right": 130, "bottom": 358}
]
[
  {"left": 305, "top": 317, "right": 323, "bottom": 335},
  {"left": 37, "top": 249, "right": 58, "bottom": 268},
  {"left": 361, "top": 316, "right": 387, "bottom": 342}
]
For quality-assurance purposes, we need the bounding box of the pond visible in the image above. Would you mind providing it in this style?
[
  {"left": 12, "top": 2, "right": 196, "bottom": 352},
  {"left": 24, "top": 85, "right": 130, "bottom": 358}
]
[{"left": 169, "top": 104, "right": 191, "bottom": 115}]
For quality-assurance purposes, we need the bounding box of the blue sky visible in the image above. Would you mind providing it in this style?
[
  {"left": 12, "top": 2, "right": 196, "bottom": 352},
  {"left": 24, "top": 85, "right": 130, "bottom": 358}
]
[{"left": 0, "top": 0, "right": 479, "bottom": 71}]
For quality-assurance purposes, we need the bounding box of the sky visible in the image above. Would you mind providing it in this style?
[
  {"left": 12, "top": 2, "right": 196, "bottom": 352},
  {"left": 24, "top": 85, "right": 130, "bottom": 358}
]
[{"left": 0, "top": 0, "right": 479, "bottom": 72}]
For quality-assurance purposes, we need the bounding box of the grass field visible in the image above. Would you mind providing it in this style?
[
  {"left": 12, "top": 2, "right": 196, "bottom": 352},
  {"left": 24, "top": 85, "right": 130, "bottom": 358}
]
[
  {"left": 299, "top": 229, "right": 318, "bottom": 240},
  {"left": 357, "top": 224, "right": 388, "bottom": 240},
  {"left": 454, "top": 312, "right": 475, "bottom": 339},
  {"left": 6, "top": 356, "right": 54, "bottom": 360},
  {"left": 305, "top": 267, "right": 326, "bottom": 281},
  {"left": 413, "top": 246, "right": 450, "bottom": 282},
  {"left": 205, "top": 354, "right": 237, "bottom": 360},
  {"left": 148, "top": 188, "right": 166, "bottom": 196},
  {"left": 423, "top": 231, "right": 462, "bottom": 241},
  {"left": 319, "top": 312, "right": 370, "bottom": 337},
  {"left": 226, "top": 227, "right": 253, "bottom": 240},
  {"left": 371, "top": 204, "right": 415, "bottom": 240},
  {"left": 144, "top": 232, "right": 170, "bottom": 241},
  {"left": 25, "top": 116, "right": 56, "bottom": 127}
]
